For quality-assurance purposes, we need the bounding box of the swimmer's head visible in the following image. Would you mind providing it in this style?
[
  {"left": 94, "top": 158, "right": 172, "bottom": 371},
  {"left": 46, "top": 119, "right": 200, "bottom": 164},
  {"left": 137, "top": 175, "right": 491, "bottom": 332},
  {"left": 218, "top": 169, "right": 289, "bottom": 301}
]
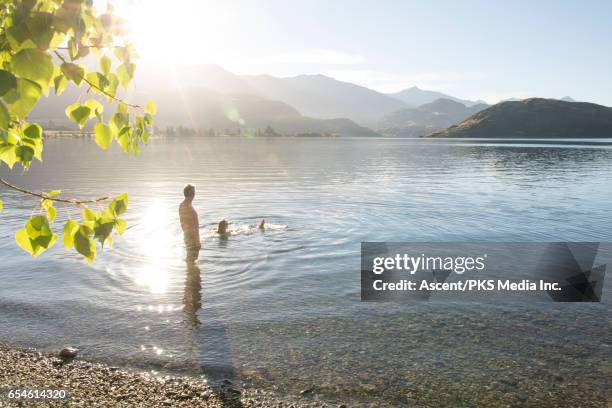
[
  {"left": 218, "top": 220, "right": 229, "bottom": 234},
  {"left": 183, "top": 184, "right": 195, "bottom": 200}
]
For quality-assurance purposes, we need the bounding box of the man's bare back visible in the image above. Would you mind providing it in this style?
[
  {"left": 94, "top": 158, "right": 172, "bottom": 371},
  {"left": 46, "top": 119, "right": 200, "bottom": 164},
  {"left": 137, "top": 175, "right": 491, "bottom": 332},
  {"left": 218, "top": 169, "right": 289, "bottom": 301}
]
[{"left": 179, "top": 185, "right": 201, "bottom": 261}]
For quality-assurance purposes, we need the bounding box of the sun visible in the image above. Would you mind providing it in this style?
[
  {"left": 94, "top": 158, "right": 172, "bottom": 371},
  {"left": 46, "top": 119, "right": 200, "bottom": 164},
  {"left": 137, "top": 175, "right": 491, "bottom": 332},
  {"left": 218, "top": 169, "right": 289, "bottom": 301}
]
[{"left": 113, "top": 0, "right": 235, "bottom": 66}]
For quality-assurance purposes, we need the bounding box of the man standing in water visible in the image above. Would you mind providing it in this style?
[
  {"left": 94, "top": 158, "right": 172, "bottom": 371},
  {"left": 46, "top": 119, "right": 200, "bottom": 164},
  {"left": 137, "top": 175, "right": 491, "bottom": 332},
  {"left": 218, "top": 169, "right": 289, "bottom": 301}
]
[{"left": 179, "top": 184, "right": 201, "bottom": 262}]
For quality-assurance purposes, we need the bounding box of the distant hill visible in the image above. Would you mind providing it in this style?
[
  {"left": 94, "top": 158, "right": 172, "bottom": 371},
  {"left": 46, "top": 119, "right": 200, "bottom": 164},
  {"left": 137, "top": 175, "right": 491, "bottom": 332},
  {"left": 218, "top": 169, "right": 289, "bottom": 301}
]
[
  {"left": 29, "top": 66, "right": 379, "bottom": 137},
  {"left": 425, "top": 98, "right": 612, "bottom": 138},
  {"left": 501, "top": 96, "right": 577, "bottom": 103},
  {"left": 388, "top": 86, "right": 484, "bottom": 108},
  {"left": 376, "top": 98, "right": 489, "bottom": 137},
  {"left": 242, "top": 74, "right": 406, "bottom": 124}
]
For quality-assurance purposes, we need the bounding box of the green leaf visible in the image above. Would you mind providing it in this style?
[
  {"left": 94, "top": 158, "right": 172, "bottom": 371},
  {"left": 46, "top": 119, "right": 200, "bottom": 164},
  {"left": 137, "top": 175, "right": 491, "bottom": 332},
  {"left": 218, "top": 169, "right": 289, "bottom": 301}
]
[
  {"left": 109, "top": 112, "right": 129, "bottom": 135},
  {"left": 3, "top": 79, "right": 42, "bottom": 120},
  {"left": 65, "top": 103, "right": 91, "bottom": 128},
  {"left": 114, "top": 46, "right": 129, "bottom": 63},
  {"left": 115, "top": 218, "right": 126, "bottom": 235},
  {"left": 5, "top": 24, "right": 35, "bottom": 53},
  {"left": 84, "top": 99, "right": 104, "bottom": 119},
  {"left": 93, "top": 123, "right": 112, "bottom": 149},
  {"left": 23, "top": 123, "right": 42, "bottom": 139},
  {"left": 117, "top": 102, "right": 128, "bottom": 114},
  {"left": 0, "top": 144, "right": 18, "bottom": 169},
  {"left": 15, "top": 228, "right": 34, "bottom": 255},
  {"left": 116, "top": 63, "right": 135, "bottom": 89},
  {"left": 11, "top": 49, "right": 54, "bottom": 96},
  {"left": 62, "top": 220, "right": 79, "bottom": 250},
  {"left": 15, "top": 215, "right": 57, "bottom": 257},
  {"left": 25, "top": 12, "right": 55, "bottom": 49},
  {"left": 131, "top": 138, "right": 139, "bottom": 156},
  {"left": 94, "top": 220, "right": 115, "bottom": 247},
  {"left": 54, "top": 74, "right": 68, "bottom": 96},
  {"left": 82, "top": 207, "right": 96, "bottom": 221},
  {"left": 85, "top": 72, "right": 109, "bottom": 92},
  {"left": 104, "top": 73, "right": 119, "bottom": 100},
  {"left": 0, "top": 199, "right": 3, "bottom": 212},
  {"left": 100, "top": 56, "right": 111, "bottom": 75},
  {"left": 145, "top": 100, "right": 156, "bottom": 115},
  {"left": 47, "top": 190, "right": 61, "bottom": 197},
  {"left": 117, "top": 126, "right": 131, "bottom": 153},
  {"left": 109, "top": 193, "right": 128, "bottom": 216},
  {"left": 42, "top": 200, "right": 56, "bottom": 222},
  {"left": 0, "top": 70, "right": 17, "bottom": 98},
  {"left": 0, "top": 101, "right": 9, "bottom": 131},
  {"left": 60, "top": 63, "right": 85, "bottom": 85},
  {"left": 74, "top": 225, "right": 96, "bottom": 263},
  {"left": 16, "top": 145, "right": 34, "bottom": 164}
]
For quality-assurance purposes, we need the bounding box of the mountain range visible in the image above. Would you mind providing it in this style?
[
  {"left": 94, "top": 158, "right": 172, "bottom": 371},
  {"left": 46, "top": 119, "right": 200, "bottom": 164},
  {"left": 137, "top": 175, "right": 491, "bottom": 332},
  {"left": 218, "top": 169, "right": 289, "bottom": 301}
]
[
  {"left": 387, "top": 86, "right": 486, "bottom": 107},
  {"left": 29, "top": 63, "right": 602, "bottom": 138},
  {"left": 376, "top": 98, "right": 489, "bottom": 137},
  {"left": 426, "top": 98, "right": 612, "bottom": 138},
  {"left": 31, "top": 64, "right": 486, "bottom": 134}
]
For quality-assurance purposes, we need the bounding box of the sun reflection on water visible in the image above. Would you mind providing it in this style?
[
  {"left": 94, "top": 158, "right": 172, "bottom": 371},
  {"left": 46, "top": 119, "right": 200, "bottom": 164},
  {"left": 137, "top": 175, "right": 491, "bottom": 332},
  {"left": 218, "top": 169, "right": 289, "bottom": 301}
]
[{"left": 133, "top": 200, "right": 174, "bottom": 294}]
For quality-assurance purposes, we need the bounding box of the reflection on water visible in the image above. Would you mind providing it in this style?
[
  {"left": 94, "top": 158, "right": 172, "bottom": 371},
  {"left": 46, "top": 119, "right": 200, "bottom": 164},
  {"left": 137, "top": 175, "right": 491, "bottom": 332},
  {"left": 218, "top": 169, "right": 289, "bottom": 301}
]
[
  {"left": 134, "top": 200, "right": 173, "bottom": 293},
  {"left": 183, "top": 263, "right": 202, "bottom": 326},
  {"left": 0, "top": 137, "right": 611, "bottom": 406}
]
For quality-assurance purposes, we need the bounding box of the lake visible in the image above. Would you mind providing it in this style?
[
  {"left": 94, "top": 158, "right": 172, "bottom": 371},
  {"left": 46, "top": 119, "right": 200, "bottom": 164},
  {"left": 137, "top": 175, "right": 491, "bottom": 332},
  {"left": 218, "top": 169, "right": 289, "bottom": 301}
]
[{"left": 1, "top": 136, "right": 611, "bottom": 406}]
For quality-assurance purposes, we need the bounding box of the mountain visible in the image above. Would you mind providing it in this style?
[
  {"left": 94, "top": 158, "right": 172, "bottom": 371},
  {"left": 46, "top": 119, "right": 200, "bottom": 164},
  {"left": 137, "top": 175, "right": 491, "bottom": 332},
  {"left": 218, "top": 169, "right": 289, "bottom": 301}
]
[
  {"left": 500, "top": 97, "right": 523, "bottom": 102},
  {"left": 242, "top": 74, "right": 406, "bottom": 124},
  {"left": 501, "top": 96, "right": 577, "bottom": 103},
  {"left": 388, "top": 86, "right": 484, "bottom": 107},
  {"left": 425, "top": 98, "right": 612, "bottom": 138},
  {"left": 136, "top": 64, "right": 256, "bottom": 96},
  {"left": 376, "top": 98, "right": 489, "bottom": 137},
  {"left": 29, "top": 65, "right": 379, "bottom": 137}
]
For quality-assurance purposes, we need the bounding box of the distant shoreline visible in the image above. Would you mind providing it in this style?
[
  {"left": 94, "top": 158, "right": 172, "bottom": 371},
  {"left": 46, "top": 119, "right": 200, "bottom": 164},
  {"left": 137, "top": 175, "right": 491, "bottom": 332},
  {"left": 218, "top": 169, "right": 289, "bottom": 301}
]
[{"left": 42, "top": 130, "right": 612, "bottom": 143}]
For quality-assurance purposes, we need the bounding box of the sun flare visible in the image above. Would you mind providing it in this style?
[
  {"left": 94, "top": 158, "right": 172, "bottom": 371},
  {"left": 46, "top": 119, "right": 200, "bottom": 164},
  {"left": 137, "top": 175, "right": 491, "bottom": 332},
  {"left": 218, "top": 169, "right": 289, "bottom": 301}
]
[{"left": 114, "top": 0, "right": 237, "bottom": 66}]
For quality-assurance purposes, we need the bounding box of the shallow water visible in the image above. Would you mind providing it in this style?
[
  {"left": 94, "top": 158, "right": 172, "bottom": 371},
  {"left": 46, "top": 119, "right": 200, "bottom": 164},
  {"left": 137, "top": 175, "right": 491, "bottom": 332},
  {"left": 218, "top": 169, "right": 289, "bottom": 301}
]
[{"left": 1, "top": 137, "right": 611, "bottom": 406}]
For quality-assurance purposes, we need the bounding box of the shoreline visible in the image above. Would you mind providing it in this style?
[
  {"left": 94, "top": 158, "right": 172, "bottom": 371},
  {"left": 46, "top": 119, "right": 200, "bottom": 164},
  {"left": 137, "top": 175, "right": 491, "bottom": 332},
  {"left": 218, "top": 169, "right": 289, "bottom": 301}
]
[{"left": 0, "top": 344, "right": 316, "bottom": 407}]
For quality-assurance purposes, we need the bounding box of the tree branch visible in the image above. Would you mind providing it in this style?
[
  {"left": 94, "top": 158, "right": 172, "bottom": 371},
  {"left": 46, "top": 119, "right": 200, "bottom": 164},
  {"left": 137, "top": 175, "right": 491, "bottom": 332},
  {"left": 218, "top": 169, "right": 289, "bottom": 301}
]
[
  {"left": 56, "top": 45, "right": 122, "bottom": 50},
  {"left": 0, "top": 178, "right": 109, "bottom": 204},
  {"left": 53, "top": 50, "right": 142, "bottom": 110}
]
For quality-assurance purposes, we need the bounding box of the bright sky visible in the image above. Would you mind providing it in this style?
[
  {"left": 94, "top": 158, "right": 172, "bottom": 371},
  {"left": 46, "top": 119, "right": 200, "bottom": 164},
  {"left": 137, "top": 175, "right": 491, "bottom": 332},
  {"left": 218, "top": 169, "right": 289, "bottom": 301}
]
[{"left": 115, "top": 0, "right": 612, "bottom": 105}]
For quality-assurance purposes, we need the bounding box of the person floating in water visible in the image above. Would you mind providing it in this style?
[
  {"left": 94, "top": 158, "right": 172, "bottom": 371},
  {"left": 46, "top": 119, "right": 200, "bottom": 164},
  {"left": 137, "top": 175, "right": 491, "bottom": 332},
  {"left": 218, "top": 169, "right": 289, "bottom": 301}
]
[
  {"left": 216, "top": 218, "right": 266, "bottom": 237},
  {"left": 179, "top": 184, "right": 201, "bottom": 262},
  {"left": 217, "top": 219, "right": 229, "bottom": 236}
]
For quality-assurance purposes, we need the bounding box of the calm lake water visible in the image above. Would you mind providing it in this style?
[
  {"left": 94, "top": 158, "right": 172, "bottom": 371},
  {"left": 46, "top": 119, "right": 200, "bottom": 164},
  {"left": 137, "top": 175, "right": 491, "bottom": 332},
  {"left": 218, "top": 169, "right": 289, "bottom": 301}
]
[{"left": 1, "top": 137, "right": 611, "bottom": 406}]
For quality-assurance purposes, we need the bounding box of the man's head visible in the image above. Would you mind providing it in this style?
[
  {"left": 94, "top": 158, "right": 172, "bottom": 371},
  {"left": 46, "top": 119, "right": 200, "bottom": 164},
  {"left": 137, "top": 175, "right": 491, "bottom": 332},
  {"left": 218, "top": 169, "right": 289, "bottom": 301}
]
[
  {"left": 218, "top": 220, "right": 229, "bottom": 234},
  {"left": 183, "top": 184, "right": 195, "bottom": 201}
]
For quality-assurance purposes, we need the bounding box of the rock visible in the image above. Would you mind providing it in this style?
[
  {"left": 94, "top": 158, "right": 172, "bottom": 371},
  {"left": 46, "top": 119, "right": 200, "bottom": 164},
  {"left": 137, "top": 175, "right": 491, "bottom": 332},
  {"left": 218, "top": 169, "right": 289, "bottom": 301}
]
[{"left": 59, "top": 347, "right": 79, "bottom": 359}]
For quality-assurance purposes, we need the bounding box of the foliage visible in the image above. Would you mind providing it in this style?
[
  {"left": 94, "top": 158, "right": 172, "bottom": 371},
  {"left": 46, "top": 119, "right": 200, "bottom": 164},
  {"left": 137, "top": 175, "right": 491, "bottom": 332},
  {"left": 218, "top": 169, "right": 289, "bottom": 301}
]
[{"left": 0, "top": 0, "right": 155, "bottom": 262}]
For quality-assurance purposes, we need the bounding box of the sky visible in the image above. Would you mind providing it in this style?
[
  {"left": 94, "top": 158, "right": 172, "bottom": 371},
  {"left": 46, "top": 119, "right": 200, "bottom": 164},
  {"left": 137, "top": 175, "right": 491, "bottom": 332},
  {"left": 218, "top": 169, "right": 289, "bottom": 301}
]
[{"left": 115, "top": 0, "right": 612, "bottom": 105}]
